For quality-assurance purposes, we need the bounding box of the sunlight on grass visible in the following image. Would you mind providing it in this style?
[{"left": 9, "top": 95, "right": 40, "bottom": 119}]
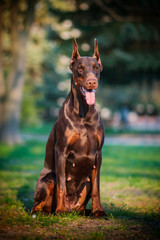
[
  {"left": 21, "top": 124, "right": 53, "bottom": 135},
  {"left": 0, "top": 141, "right": 160, "bottom": 239},
  {"left": 100, "top": 145, "right": 160, "bottom": 220},
  {"left": 30, "top": 146, "right": 45, "bottom": 155},
  {"left": 0, "top": 144, "right": 14, "bottom": 157}
]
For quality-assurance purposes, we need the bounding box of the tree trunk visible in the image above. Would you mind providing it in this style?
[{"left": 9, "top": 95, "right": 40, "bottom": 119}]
[
  {"left": 0, "top": 0, "right": 37, "bottom": 144},
  {"left": 0, "top": 34, "right": 28, "bottom": 144},
  {"left": 0, "top": 3, "right": 5, "bottom": 129}
]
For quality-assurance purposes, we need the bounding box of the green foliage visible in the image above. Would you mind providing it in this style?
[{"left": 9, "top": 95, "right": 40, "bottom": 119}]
[
  {"left": 21, "top": 84, "right": 41, "bottom": 126},
  {"left": 1, "top": 0, "right": 160, "bottom": 127},
  {"left": 21, "top": 25, "right": 48, "bottom": 126},
  {"left": 49, "top": 1, "right": 160, "bottom": 74},
  {"left": 37, "top": 41, "right": 68, "bottom": 121},
  {"left": 97, "top": 83, "right": 160, "bottom": 114}
]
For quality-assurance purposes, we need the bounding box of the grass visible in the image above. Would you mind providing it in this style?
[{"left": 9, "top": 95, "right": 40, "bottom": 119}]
[
  {"left": 0, "top": 139, "right": 160, "bottom": 239},
  {"left": 21, "top": 123, "right": 53, "bottom": 135}
]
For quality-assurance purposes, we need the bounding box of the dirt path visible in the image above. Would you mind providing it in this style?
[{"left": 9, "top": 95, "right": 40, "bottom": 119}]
[
  {"left": 105, "top": 134, "right": 160, "bottom": 146},
  {"left": 22, "top": 133, "right": 160, "bottom": 146}
]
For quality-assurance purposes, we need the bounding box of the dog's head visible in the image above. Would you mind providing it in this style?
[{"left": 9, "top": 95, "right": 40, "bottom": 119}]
[{"left": 70, "top": 38, "right": 103, "bottom": 105}]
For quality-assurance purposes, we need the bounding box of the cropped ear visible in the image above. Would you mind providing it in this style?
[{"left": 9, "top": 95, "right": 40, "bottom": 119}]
[
  {"left": 93, "top": 39, "right": 103, "bottom": 72},
  {"left": 70, "top": 37, "right": 80, "bottom": 70}
]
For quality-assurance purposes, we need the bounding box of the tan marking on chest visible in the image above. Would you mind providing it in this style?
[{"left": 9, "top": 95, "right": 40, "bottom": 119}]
[
  {"left": 95, "top": 134, "right": 101, "bottom": 148},
  {"left": 65, "top": 129, "right": 80, "bottom": 146}
]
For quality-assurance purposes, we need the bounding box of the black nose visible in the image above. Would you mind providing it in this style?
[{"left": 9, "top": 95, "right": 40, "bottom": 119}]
[{"left": 87, "top": 79, "right": 98, "bottom": 89}]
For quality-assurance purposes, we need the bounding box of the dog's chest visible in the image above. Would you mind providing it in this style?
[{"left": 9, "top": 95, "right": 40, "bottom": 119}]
[
  {"left": 65, "top": 126, "right": 100, "bottom": 155},
  {"left": 65, "top": 131, "right": 96, "bottom": 188},
  {"left": 65, "top": 127, "right": 101, "bottom": 178}
]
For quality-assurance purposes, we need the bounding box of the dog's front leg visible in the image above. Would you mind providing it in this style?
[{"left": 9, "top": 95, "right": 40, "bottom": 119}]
[
  {"left": 91, "top": 151, "right": 107, "bottom": 218},
  {"left": 55, "top": 145, "right": 66, "bottom": 214}
]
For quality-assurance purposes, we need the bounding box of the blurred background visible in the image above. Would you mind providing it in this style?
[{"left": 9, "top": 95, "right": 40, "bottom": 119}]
[{"left": 0, "top": 0, "right": 160, "bottom": 144}]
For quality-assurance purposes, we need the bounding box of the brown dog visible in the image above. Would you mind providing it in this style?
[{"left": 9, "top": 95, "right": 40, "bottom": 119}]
[{"left": 32, "top": 38, "right": 107, "bottom": 218}]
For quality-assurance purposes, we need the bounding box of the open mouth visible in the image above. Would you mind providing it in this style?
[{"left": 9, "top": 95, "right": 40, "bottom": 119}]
[{"left": 80, "top": 86, "right": 96, "bottom": 105}]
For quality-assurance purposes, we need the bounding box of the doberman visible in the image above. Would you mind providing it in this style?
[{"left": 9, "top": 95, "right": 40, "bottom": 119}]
[{"left": 32, "top": 38, "right": 107, "bottom": 218}]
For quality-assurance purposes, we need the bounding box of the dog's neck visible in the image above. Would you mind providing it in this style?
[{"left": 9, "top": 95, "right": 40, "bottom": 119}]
[{"left": 70, "top": 77, "right": 94, "bottom": 118}]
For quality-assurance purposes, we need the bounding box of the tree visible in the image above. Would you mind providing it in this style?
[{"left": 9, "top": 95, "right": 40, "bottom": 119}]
[
  {"left": 1, "top": 0, "right": 160, "bottom": 144},
  {"left": 53, "top": 0, "right": 160, "bottom": 70},
  {"left": 0, "top": 0, "right": 37, "bottom": 144},
  {"left": 47, "top": 0, "right": 160, "bottom": 112}
]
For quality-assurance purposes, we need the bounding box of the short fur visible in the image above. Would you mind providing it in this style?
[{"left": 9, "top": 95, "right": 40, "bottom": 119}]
[{"left": 32, "top": 38, "right": 107, "bottom": 218}]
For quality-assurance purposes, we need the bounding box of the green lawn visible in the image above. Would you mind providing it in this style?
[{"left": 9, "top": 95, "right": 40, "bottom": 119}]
[{"left": 0, "top": 141, "right": 160, "bottom": 239}]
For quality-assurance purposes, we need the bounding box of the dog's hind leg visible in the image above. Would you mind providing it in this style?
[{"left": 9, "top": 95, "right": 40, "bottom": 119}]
[
  {"left": 32, "top": 168, "right": 56, "bottom": 214},
  {"left": 32, "top": 123, "right": 57, "bottom": 214}
]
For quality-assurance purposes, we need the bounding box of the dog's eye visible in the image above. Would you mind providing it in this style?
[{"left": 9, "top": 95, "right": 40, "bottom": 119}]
[
  {"left": 94, "top": 66, "right": 99, "bottom": 72},
  {"left": 78, "top": 67, "right": 84, "bottom": 74}
]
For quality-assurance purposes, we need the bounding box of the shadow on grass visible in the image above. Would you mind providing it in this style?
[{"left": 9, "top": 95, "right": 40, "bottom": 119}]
[
  {"left": 17, "top": 184, "right": 35, "bottom": 212},
  {"left": 103, "top": 203, "right": 160, "bottom": 238},
  {"left": 103, "top": 203, "right": 160, "bottom": 222}
]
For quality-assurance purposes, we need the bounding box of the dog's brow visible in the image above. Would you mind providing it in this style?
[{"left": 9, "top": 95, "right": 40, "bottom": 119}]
[
  {"left": 81, "top": 63, "right": 85, "bottom": 68},
  {"left": 92, "top": 61, "right": 96, "bottom": 66}
]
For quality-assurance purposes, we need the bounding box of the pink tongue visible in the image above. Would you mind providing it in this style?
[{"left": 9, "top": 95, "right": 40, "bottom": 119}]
[{"left": 86, "top": 91, "right": 95, "bottom": 105}]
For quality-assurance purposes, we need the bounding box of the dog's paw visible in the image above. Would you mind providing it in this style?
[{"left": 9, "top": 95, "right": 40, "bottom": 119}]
[
  {"left": 93, "top": 209, "right": 108, "bottom": 219},
  {"left": 55, "top": 207, "right": 66, "bottom": 215}
]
